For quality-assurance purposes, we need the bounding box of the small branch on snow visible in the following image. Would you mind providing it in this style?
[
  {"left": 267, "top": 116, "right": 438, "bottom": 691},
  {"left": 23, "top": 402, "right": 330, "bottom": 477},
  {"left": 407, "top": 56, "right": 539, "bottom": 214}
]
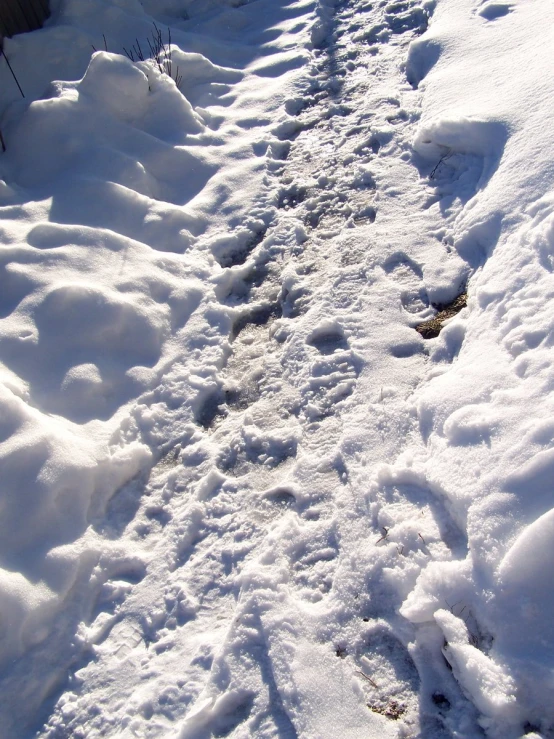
[
  {"left": 117, "top": 24, "right": 183, "bottom": 89},
  {"left": 0, "top": 48, "right": 24, "bottom": 98},
  {"left": 356, "top": 670, "right": 379, "bottom": 689},
  {"left": 429, "top": 151, "right": 452, "bottom": 179}
]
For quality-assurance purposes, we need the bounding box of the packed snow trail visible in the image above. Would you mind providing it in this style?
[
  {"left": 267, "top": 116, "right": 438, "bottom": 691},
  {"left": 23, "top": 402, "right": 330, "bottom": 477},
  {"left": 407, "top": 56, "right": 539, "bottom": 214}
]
[
  {"left": 0, "top": 1, "right": 462, "bottom": 736},
  {"left": 2, "top": 0, "right": 554, "bottom": 737}
]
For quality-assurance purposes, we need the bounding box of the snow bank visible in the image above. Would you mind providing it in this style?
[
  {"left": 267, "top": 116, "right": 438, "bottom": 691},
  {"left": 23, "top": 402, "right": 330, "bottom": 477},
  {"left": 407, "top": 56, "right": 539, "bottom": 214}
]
[
  {"left": 383, "top": 0, "right": 554, "bottom": 735},
  {"left": 0, "top": 0, "right": 317, "bottom": 733},
  {"left": 0, "top": 378, "right": 150, "bottom": 663},
  {"left": 407, "top": 0, "right": 554, "bottom": 258}
]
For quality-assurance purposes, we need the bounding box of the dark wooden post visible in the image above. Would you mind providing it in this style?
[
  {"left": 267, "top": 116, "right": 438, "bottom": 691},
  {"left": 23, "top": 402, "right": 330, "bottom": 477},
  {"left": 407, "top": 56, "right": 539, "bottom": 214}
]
[
  {"left": 0, "top": 0, "right": 51, "bottom": 43},
  {"left": 0, "top": 1, "right": 50, "bottom": 149}
]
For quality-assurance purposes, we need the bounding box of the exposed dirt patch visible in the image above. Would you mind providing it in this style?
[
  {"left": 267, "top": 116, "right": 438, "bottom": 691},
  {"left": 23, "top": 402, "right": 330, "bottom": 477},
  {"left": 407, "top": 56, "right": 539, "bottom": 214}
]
[
  {"left": 368, "top": 699, "right": 407, "bottom": 720},
  {"left": 416, "top": 292, "right": 467, "bottom": 339}
]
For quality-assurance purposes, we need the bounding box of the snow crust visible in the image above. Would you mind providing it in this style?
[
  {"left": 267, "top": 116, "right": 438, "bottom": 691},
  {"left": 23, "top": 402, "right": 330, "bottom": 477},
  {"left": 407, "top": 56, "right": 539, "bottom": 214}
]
[{"left": 1, "top": 0, "right": 554, "bottom": 736}]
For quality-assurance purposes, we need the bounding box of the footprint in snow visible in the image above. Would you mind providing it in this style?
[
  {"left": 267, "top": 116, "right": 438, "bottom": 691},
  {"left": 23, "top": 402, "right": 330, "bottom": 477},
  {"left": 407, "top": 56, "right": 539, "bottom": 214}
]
[
  {"left": 287, "top": 524, "right": 340, "bottom": 603},
  {"left": 383, "top": 252, "right": 429, "bottom": 314},
  {"left": 477, "top": 2, "right": 512, "bottom": 20},
  {"left": 355, "top": 625, "right": 420, "bottom": 723},
  {"left": 301, "top": 321, "right": 360, "bottom": 420},
  {"left": 307, "top": 321, "right": 349, "bottom": 355}
]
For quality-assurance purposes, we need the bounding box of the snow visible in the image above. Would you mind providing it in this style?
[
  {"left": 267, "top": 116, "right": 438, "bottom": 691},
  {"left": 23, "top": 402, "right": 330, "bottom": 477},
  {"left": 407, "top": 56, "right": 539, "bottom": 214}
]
[{"left": 1, "top": 0, "right": 554, "bottom": 736}]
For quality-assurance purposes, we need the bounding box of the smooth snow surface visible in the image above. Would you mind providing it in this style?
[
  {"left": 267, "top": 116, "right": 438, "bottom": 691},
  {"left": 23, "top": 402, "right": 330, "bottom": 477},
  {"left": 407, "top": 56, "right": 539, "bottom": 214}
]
[{"left": 1, "top": 0, "right": 554, "bottom": 736}]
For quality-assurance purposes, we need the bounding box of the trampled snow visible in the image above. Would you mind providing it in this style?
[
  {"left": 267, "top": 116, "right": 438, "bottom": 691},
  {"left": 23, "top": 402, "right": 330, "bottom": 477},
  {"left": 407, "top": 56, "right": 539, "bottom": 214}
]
[{"left": 0, "top": 0, "right": 553, "bottom": 737}]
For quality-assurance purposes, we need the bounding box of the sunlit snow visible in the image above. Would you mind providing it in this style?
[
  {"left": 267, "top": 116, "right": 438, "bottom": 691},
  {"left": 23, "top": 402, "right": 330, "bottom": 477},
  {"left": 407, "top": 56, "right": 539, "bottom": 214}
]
[{"left": 0, "top": 0, "right": 553, "bottom": 737}]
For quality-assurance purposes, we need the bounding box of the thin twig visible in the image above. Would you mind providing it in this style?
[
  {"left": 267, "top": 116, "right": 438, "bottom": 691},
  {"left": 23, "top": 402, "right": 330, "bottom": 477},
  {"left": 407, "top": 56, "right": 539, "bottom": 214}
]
[
  {"left": 0, "top": 48, "right": 24, "bottom": 98},
  {"left": 430, "top": 152, "right": 452, "bottom": 179},
  {"left": 445, "top": 599, "right": 461, "bottom": 614},
  {"left": 375, "top": 526, "right": 389, "bottom": 544},
  {"left": 132, "top": 41, "right": 144, "bottom": 62},
  {"left": 356, "top": 670, "right": 379, "bottom": 689},
  {"left": 124, "top": 24, "right": 183, "bottom": 89}
]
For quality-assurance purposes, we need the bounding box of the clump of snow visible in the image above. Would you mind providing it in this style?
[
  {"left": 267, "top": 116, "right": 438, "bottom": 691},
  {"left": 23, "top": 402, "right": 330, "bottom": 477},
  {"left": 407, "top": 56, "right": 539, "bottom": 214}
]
[{"left": 80, "top": 52, "right": 150, "bottom": 120}]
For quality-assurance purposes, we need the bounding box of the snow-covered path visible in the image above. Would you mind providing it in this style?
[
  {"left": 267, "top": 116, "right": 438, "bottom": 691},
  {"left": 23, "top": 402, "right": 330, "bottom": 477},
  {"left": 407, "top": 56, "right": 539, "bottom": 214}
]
[
  {"left": 2, "top": 0, "right": 554, "bottom": 737},
  {"left": 37, "top": 2, "right": 461, "bottom": 735}
]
